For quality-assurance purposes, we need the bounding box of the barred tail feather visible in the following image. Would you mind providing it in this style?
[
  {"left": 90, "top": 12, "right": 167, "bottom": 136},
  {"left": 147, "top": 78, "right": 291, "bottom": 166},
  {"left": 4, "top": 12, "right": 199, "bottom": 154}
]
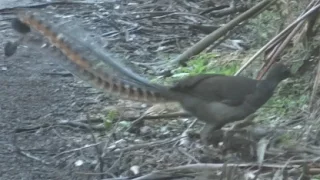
[{"left": 12, "top": 10, "right": 179, "bottom": 103}]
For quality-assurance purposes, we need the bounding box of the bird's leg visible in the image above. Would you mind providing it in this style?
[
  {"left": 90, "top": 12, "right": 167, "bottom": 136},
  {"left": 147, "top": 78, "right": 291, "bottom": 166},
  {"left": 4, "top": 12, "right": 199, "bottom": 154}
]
[
  {"left": 200, "top": 124, "right": 224, "bottom": 145},
  {"left": 200, "top": 113, "right": 258, "bottom": 145},
  {"left": 230, "top": 113, "right": 257, "bottom": 129}
]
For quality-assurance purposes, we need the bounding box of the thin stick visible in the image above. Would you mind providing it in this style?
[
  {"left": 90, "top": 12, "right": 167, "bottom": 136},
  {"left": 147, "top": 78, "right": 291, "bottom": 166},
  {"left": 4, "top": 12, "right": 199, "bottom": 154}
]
[
  {"left": 173, "top": 0, "right": 275, "bottom": 65},
  {"left": 235, "top": 3, "right": 320, "bottom": 76}
]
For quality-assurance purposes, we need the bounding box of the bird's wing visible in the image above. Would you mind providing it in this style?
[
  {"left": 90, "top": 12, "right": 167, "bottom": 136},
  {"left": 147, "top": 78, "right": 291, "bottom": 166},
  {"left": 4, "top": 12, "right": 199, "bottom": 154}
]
[{"left": 170, "top": 74, "right": 258, "bottom": 106}]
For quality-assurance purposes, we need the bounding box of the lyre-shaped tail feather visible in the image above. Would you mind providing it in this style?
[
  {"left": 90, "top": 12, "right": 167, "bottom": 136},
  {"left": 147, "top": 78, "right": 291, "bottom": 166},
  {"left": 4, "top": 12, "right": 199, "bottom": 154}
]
[
  {"left": 15, "top": 11, "right": 156, "bottom": 88},
  {"left": 12, "top": 10, "right": 180, "bottom": 103}
]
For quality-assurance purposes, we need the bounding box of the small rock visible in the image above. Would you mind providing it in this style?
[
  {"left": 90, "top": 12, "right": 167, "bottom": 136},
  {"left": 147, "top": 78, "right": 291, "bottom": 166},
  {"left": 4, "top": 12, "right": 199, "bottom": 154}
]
[
  {"left": 123, "top": 110, "right": 139, "bottom": 118},
  {"left": 114, "top": 139, "right": 127, "bottom": 148},
  {"left": 74, "top": 160, "right": 84, "bottom": 167},
  {"left": 140, "top": 126, "right": 152, "bottom": 135},
  {"left": 130, "top": 165, "right": 140, "bottom": 175},
  {"left": 160, "top": 126, "right": 168, "bottom": 133},
  {"left": 134, "top": 139, "right": 143, "bottom": 143}
]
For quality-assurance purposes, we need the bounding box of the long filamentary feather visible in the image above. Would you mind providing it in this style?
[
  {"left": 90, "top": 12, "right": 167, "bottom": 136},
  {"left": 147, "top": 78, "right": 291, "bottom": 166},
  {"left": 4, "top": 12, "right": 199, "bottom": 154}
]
[{"left": 13, "top": 10, "right": 179, "bottom": 103}]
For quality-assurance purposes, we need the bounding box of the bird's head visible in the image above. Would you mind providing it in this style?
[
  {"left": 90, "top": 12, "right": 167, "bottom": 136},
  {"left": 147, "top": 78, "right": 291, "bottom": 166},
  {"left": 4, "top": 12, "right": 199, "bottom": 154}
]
[{"left": 265, "top": 62, "right": 291, "bottom": 81}]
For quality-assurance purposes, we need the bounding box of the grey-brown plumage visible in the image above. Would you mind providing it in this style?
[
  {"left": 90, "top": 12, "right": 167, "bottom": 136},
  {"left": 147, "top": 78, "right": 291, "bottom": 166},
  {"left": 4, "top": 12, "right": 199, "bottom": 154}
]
[
  {"left": 171, "top": 63, "right": 290, "bottom": 127},
  {"left": 11, "top": 18, "right": 31, "bottom": 34},
  {"left": 170, "top": 63, "right": 291, "bottom": 143},
  {"left": 4, "top": 41, "right": 19, "bottom": 57}
]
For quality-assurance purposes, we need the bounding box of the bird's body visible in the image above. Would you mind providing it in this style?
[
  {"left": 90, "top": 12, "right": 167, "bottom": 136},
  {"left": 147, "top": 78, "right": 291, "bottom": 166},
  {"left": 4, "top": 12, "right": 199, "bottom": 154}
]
[
  {"left": 169, "top": 64, "right": 291, "bottom": 143},
  {"left": 170, "top": 66, "right": 289, "bottom": 128}
]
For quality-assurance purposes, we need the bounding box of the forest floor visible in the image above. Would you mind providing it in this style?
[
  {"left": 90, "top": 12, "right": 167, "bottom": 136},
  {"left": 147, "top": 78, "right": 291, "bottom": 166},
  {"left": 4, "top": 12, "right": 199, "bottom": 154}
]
[{"left": 1, "top": 0, "right": 320, "bottom": 180}]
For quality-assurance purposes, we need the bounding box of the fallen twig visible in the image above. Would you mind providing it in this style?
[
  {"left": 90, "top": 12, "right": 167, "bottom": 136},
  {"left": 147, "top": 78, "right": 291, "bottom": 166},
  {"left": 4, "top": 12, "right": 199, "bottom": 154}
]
[
  {"left": 76, "top": 112, "right": 191, "bottom": 125},
  {"left": 17, "top": 149, "right": 52, "bottom": 165},
  {"left": 85, "top": 114, "right": 105, "bottom": 180},
  {"left": 257, "top": 21, "right": 305, "bottom": 80},
  {"left": 235, "top": 2, "right": 320, "bottom": 76},
  {"left": 208, "top": 4, "right": 248, "bottom": 17},
  {"left": 177, "top": 147, "right": 200, "bottom": 163},
  {"left": 309, "top": 46, "right": 320, "bottom": 110},
  {"left": 53, "top": 142, "right": 102, "bottom": 158},
  {"left": 0, "top": 1, "right": 94, "bottom": 14},
  {"left": 132, "top": 162, "right": 301, "bottom": 180},
  {"left": 172, "top": 0, "right": 275, "bottom": 66},
  {"left": 106, "top": 137, "right": 180, "bottom": 155}
]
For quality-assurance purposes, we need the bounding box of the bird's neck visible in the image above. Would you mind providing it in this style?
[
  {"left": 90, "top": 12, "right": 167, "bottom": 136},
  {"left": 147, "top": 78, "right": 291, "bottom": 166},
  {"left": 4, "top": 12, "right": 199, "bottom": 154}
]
[
  {"left": 257, "top": 77, "right": 283, "bottom": 94},
  {"left": 245, "top": 79, "right": 279, "bottom": 109}
]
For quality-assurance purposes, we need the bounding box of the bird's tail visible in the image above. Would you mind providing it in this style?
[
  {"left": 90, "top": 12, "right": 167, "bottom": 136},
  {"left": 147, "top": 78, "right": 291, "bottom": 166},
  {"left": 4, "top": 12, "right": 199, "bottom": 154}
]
[{"left": 9, "top": 10, "right": 182, "bottom": 103}]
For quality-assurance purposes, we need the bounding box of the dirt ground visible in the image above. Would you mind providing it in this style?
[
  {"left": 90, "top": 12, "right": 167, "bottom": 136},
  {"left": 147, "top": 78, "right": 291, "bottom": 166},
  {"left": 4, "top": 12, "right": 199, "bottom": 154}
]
[
  {"left": 2, "top": 0, "right": 319, "bottom": 180},
  {"left": 1, "top": 2, "right": 126, "bottom": 180},
  {"left": 0, "top": 1, "right": 205, "bottom": 179},
  {"left": 1, "top": 9, "right": 105, "bottom": 180}
]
